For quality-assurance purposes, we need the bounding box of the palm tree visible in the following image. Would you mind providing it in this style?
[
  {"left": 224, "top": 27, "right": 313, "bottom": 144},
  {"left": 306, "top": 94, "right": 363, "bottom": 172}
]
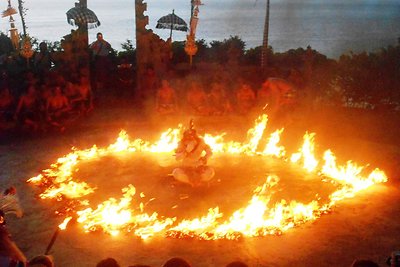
[{"left": 17, "top": 0, "right": 27, "bottom": 36}]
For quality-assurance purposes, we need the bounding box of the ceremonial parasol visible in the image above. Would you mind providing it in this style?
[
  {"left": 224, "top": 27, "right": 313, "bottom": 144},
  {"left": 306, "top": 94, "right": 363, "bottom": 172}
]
[
  {"left": 66, "top": 5, "right": 100, "bottom": 29},
  {"left": 1, "top": 6, "right": 17, "bottom": 18},
  {"left": 2, "top": 0, "right": 19, "bottom": 48},
  {"left": 156, "top": 10, "right": 188, "bottom": 40}
]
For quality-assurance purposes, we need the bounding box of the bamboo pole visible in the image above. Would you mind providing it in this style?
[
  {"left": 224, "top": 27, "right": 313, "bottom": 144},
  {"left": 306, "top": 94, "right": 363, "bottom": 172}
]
[{"left": 261, "top": 0, "right": 270, "bottom": 70}]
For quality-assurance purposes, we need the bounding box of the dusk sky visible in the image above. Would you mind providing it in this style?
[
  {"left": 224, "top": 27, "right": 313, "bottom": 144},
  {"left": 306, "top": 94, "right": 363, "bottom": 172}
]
[{"left": 1, "top": 0, "right": 399, "bottom": 58}]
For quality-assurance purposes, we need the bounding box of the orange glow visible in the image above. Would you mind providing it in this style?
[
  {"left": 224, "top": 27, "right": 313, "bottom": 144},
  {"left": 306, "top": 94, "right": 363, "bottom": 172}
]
[{"left": 27, "top": 114, "right": 388, "bottom": 239}]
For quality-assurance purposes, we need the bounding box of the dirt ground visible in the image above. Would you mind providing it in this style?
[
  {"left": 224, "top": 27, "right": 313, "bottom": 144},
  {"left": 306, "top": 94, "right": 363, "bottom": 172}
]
[{"left": 1, "top": 104, "right": 399, "bottom": 267}]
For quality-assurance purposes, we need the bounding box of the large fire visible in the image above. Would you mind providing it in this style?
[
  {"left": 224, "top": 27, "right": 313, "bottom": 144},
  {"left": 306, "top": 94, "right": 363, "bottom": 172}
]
[{"left": 27, "top": 114, "right": 388, "bottom": 240}]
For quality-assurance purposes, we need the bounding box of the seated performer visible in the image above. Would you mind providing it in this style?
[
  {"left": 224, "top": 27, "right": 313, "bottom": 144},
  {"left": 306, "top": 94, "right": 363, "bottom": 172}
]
[
  {"left": 46, "top": 86, "right": 71, "bottom": 131},
  {"left": 0, "top": 87, "right": 15, "bottom": 130},
  {"left": 208, "top": 82, "right": 232, "bottom": 116},
  {"left": 186, "top": 82, "right": 209, "bottom": 115},
  {"left": 70, "top": 76, "right": 93, "bottom": 116},
  {"left": 257, "top": 77, "right": 297, "bottom": 125},
  {"left": 235, "top": 83, "right": 256, "bottom": 115},
  {"left": 172, "top": 121, "right": 215, "bottom": 187},
  {"left": 155, "top": 79, "right": 178, "bottom": 115},
  {"left": 14, "top": 85, "right": 41, "bottom": 131}
]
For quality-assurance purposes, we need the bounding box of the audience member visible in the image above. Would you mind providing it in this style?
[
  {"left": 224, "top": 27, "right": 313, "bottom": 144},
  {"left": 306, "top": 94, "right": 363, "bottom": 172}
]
[
  {"left": 186, "top": 81, "right": 209, "bottom": 115},
  {"left": 155, "top": 79, "right": 178, "bottom": 115},
  {"left": 96, "top": 257, "right": 120, "bottom": 267},
  {"left": 258, "top": 78, "right": 297, "bottom": 109},
  {"left": 0, "top": 189, "right": 27, "bottom": 267},
  {"left": 208, "top": 82, "right": 232, "bottom": 116},
  {"left": 350, "top": 259, "right": 379, "bottom": 267},
  {"left": 235, "top": 83, "right": 256, "bottom": 115},
  {"left": 14, "top": 85, "right": 41, "bottom": 131},
  {"left": 258, "top": 77, "right": 298, "bottom": 125},
  {"left": 0, "top": 87, "right": 15, "bottom": 129},
  {"left": 65, "top": 81, "right": 79, "bottom": 101},
  {"left": 29, "top": 255, "right": 55, "bottom": 267},
  {"left": 46, "top": 86, "right": 71, "bottom": 132},
  {"left": 34, "top": 42, "right": 53, "bottom": 81},
  {"left": 162, "top": 257, "right": 191, "bottom": 267},
  {"left": 226, "top": 261, "right": 249, "bottom": 267},
  {"left": 140, "top": 65, "right": 158, "bottom": 102},
  {"left": 90, "top": 32, "right": 113, "bottom": 92},
  {"left": 71, "top": 76, "right": 93, "bottom": 115}
]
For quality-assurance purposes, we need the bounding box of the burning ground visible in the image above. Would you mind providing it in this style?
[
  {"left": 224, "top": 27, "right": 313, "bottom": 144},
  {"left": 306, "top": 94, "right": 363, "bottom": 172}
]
[{"left": 1, "top": 105, "right": 400, "bottom": 267}]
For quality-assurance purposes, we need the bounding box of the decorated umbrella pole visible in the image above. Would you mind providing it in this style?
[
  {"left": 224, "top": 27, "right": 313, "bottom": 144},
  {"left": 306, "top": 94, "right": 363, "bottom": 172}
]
[
  {"left": 66, "top": 3, "right": 100, "bottom": 29},
  {"left": 185, "top": 0, "right": 203, "bottom": 66},
  {"left": 156, "top": 9, "right": 188, "bottom": 40},
  {"left": 184, "top": 34, "right": 197, "bottom": 66},
  {"left": 66, "top": 1, "right": 100, "bottom": 61},
  {"left": 2, "top": 0, "right": 19, "bottom": 48},
  {"left": 20, "top": 36, "right": 34, "bottom": 68}
]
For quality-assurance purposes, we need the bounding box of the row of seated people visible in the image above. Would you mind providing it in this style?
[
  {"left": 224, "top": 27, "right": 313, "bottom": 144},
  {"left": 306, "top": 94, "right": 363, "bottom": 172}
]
[
  {"left": 0, "top": 76, "right": 93, "bottom": 133},
  {"left": 96, "top": 257, "right": 250, "bottom": 267},
  {"left": 155, "top": 78, "right": 298, "bottom": 117},
  {"left": 0, "top": 252, "right": 385, "bottom": 267},
  {"left": 95, "top": 257, "right": 383, "bottom": 267}
]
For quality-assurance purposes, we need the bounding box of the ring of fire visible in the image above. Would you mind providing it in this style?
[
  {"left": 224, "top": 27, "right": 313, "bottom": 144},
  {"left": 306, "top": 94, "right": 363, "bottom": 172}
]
[{"left": 27, "top": 114, "right": 388, "bottom": 240}]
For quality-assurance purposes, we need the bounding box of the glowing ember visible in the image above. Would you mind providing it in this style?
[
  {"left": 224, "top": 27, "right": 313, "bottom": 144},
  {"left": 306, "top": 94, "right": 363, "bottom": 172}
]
[{"left": 27, "top": 114, "right": 388, "bottom": 240}]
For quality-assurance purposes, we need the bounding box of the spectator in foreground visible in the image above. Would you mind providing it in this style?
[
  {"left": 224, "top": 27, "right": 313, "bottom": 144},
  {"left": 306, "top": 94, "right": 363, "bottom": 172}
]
[
  {"left": 351, "top": 259, "right": 379, "bottom": 267},
  {"left": 226, "top": 261, "right": 249, "bottom": 267},
  {"left": 0, "top": 187, "right": 26, "bottom": 266},
  {"left": 162, "top": 257, "right": 191, "bottom": 267},
  {"left": 96, "top": 257, "right": 120, "bottom": 267},
  {"left": 29, "top": 255, "right": 54, "bottom": 267}
]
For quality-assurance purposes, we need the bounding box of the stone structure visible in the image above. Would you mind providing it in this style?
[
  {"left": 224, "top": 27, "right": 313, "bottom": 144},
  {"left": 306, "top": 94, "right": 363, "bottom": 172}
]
[{"left": 135, "top": 0, "right": 172, "bottom": 100}]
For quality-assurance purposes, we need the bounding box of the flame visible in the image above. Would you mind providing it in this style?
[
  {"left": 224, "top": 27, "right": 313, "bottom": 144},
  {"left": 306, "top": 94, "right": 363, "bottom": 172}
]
[
  {"left": 59, "top": 217, "right": 72, "bottom": 230},
  {"left": 263, "top": 128, "right": 286, "bottom": 157},
  {"left": 148, "top": 127, "right": 182, "bottom": 153},
  {"left": 321, "top": 150, "right": 388, "bottom": 203},
  {"left": 108, "top": 130, "right": 132, "bottom": 152},
  {"left": 245, "top": 114, "right": 268, "bottom": 153},
  {"left": 290, "top": 132, "right": 319, "bottom": 172},
  {"left": 203, "top": 133, "right": 226, "bottom": 153},
  {"left": 40, "top": 181, "right": 95, "bottom": 199},
  {"left": 27, "top": 114, "right": 388, "bottom": 240},
  {"left": 167, "top": 207, "right": 223, "bottom": 239},
  {"left": 202, "top": 114, "right": 269, "bottom": 154},
  {"left": 75, "top": 185, "right": 175, "bottom": 238}
]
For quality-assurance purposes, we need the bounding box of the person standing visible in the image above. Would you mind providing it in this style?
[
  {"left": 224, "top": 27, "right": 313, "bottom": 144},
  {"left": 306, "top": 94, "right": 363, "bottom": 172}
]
[
  {"left": 89, "top": 32, "right": 113, "bottom": 93},
  {"left": 33, "top": 42, "right": 53, "bottom": 82}
]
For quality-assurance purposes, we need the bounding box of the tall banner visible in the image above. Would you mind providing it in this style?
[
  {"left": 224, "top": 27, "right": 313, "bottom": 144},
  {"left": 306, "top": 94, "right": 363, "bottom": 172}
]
[{"left": 185, "top": 0, "right": 202, "bottom": 65}]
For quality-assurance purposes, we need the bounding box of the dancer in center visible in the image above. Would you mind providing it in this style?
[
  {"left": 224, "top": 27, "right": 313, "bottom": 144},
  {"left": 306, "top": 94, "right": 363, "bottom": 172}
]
[{"left": 172, "top": 120, "right": 215, "bottom": 187}]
